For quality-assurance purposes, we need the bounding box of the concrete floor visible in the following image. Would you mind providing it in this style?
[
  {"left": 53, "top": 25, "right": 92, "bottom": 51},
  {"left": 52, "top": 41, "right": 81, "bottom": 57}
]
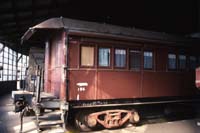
[
  {"left": 91, "top": 120, "right": 200, "bottom": 133},
  {"left": 0, "top": 95, "right": 200, "bottom": 133},
  {"left": 0, "top": 95, "right": 37, "bottom": 133}
]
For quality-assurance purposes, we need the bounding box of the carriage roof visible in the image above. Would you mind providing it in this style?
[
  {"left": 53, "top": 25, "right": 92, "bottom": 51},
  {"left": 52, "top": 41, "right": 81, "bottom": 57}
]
[{"left": 21, "top": 17, "right": 199, "bottom": 46}]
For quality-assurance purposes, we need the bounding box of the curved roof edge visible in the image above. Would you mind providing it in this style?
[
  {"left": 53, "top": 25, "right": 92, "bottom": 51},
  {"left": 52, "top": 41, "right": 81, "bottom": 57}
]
[{"left": 21, "top": 17, "right": 198, "bottom": 44}]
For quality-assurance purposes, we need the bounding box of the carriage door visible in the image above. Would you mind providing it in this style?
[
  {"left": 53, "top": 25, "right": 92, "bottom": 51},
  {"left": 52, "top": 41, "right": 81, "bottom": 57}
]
[{"left": 75, "top": 45, "right": 96, "bottom": 100}]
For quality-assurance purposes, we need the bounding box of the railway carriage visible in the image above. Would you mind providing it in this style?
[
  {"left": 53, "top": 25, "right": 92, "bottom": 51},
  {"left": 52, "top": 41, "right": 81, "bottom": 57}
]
[{"left": 21, "top": 18, "right": 200, "bottom": 131}]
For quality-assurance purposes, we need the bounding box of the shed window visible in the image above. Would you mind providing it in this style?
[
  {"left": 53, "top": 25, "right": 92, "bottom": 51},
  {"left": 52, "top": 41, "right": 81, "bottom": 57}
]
[
  {"left": 168, "top": 53, "right": 176, "bottom": 70},
  {"left": 81, "top": 46, "right": 94, "bottom": 67},
  {"left": 144, "top": 51, "right": 153, "bottom": 69},
  {"left": 4, "top": 47, "right": 8, "bottom": 52},
  {"left": 189, "top": 56, "right": 196, "bottom": 69},
  {"left": 98, "top": 48, "right": 110, "bottom": 67},
  {"left": 4, "top": 51, "right": 8, "bottom": 58},
  {"left": 0, "top": 51, "right": 2, "bottom": 63},
  {"left": 130, "top": 50, "right": 141, "bottom": 70},
  {"left": 115, "top": 49, "right": 126, "bottom": 68},
  {"left": 179, "top": 55, "right": 186, "bottom": 70}
]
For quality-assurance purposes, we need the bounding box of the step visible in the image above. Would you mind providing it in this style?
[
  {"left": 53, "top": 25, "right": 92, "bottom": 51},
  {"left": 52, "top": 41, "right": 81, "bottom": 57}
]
[
  {"left": 40, "top": 92, "right": 58, "bottom": 102},
  {"left": 40, "top": 92, "right": 57, "bottom": 99},
  {"left": 39, "top": 120, "right": 63, "bottom": 126},
  {"left": 40, "top": 100, "right": 60, "bottom": 109},
  {"left": 38, "top": 110, "right": 62, "bottom": 120},
  {"left": 41, "top": 127, "right": 65, "bottom": 133},
  {"left": 41, "top": 96, "right": 57, "bottom": 101},
  {"left": 41, "top": 110, "right": 62, "bottom": 115},
  {"left": 39, "top": 120, "right": 63, "bottom": 129}
]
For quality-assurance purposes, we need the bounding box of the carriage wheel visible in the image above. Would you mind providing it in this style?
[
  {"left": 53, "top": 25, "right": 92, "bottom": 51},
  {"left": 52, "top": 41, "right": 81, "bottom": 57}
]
[{"left": 75, "top": 111, "right": 92, "bottom": 132}]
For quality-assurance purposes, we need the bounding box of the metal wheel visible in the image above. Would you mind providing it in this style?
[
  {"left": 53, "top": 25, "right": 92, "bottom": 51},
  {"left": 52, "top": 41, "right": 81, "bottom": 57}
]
[
  {"left": 129, "top": 109, "right": 140, "bottom": 125},
  {"left": 75, "top": 111, "right": 92, "bottom": 132}
]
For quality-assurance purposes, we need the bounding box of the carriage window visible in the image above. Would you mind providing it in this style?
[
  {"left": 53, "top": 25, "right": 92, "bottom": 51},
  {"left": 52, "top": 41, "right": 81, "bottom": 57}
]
[
  {"left": 98, "top": 48, "right": 110, "bottom": 67},
  {"left": 81, "top": 46, "right": 94, "bottom": 66},
  {"left": 168, "top": 53, "right": 176, "bottom": 70},
  {"left": 115, "top": 49, "right": 126, "bottom": 68},
  {"left": 144, "top": 51, "right": 153, "bottom": 69},
  {"left": 179, "top": 55, "right": 186, "bottom": 70},
  {"left": 130, "top": 50, "right": 141, "bottom": 70},
  {"left": 189, "top": 56, "right": 196, "bottom": 69}
]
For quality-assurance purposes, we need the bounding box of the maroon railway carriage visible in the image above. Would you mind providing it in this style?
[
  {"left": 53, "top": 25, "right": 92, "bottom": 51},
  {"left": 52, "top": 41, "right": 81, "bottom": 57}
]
[
  {"left": 196, "top": 68, "right": 200, "bottom": 88},
  {"left": 22, "top": 18, "right": 200, "bottom": 130}
]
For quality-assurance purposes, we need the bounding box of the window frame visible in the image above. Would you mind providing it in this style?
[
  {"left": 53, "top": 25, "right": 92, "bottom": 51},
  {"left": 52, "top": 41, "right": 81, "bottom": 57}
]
[
  {"left": 0, "top": 44, "right": 23, "bottom": 82},
  {"left": 168, "top": 53, "right": 177, "bottom": 71},
  {"left": 189, "top": 55, "right": 197, "bottom": 70},
  {"left": 129, "top": 49, "right": 142, "bottom": 71},
  {"left": 80, "top": 45, "right": 95, "bottom": 68},
  {"left": 98, "top": 46, "right": 112, "bottom": 68},
  {"left": 143, "top": 50, "right": 154, "bottom": 70},
  {"left": 114, "top": 48, "right": 127, "bottom": 69},
  {"left": 178, "top": 54, "right": 187, "bottom": 70}
]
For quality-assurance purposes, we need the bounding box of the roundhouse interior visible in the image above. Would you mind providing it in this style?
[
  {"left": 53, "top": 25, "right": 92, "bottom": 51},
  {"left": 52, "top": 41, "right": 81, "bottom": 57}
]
[{"left": 0, "top": 0, "right": 200, "bottom": 132}]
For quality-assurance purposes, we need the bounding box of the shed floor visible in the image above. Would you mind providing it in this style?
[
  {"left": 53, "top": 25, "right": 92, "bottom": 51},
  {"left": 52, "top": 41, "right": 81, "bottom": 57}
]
[{"left": 0, "top": 94, "right": 200, "bottom": 133}]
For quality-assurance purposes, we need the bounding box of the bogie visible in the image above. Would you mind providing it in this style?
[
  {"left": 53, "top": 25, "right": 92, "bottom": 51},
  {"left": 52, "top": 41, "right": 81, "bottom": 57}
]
[{"left": 74, "top": 109, "right": 140, "bottom": 131}]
